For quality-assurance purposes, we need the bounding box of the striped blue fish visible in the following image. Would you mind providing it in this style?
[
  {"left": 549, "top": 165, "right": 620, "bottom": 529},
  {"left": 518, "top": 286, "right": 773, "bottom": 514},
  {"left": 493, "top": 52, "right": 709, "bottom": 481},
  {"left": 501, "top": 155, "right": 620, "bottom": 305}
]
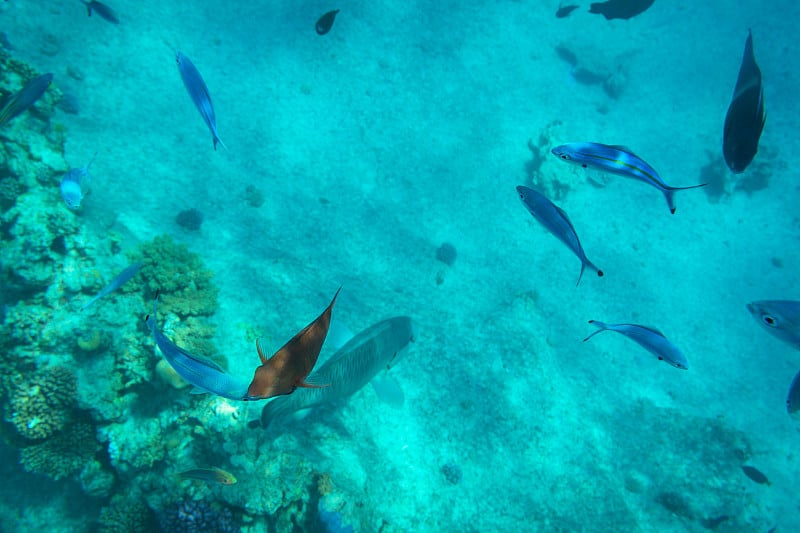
[
  {"left": 516, "top": 185, "right": 603, "bottom": 285},
  {"left": 176, "top": 52, "right": 225, "bottom": 150},
  {"left": 551, "top": 142, "right": 706, "bottom": 214},
  {"left": 80, "top": 261, "right": 141, "bottom": 311},
  {"left": 0, "top": 73, "right": 53, "bottom": 128},
  {"left": 583, "top": 320, "right": 689, "bottom": 369}
]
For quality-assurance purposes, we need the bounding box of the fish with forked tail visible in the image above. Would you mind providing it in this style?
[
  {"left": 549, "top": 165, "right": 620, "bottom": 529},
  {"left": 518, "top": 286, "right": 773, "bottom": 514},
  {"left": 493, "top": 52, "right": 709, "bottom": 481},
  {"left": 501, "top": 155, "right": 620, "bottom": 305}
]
[
  {"left": 583, "top": 320, "right": 689, "bottom": 369},
  {"left": 589, "top": 0, "right": 655, "bottom": 20},
  {"left": 245, "top": 288, "right": 341, "bottom": 400}
]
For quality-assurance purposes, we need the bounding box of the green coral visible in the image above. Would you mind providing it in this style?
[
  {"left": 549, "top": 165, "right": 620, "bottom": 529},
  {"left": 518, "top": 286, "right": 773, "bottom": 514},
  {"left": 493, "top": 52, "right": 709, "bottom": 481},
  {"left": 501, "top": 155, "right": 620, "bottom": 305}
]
[
  {"left": 98, "top": 495, "right": 154, "bottom": 533},
  {"left": 5, "top": 366, "right": 76, "bottom": 440},
  {"left": 19, "top": 422, "right": 100, "bottom": 480}
]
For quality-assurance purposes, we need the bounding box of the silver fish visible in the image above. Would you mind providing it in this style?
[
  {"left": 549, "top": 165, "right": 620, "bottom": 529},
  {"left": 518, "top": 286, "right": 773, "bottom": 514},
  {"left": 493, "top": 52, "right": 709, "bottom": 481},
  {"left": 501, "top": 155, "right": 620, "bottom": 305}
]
[
  {"left": 583, "top": 320, "right": 689, "bottom": 369},
  {"left": 259, "top": 316, "right": 414, "bottom": 429},
  {"left": 516, "top": 185, "right": 603, "bottom": 285},
  {"left": 0, "top": 73, "right": 53, "bottom": 128},
  {"left": 551, "top": 142, "right": 706, "bottom": 214},
  {"left": 723, "top": 30, "right": 765, "bottom": 174},
  {"left": 60, "top": 153, "right": 96, "bottom": 209},
  {"left": 746, "top": 300, "right": 800, "bottom": 413},
  {"left": 81, "top": 262, "right": 142, "bottom": 311},
  {"left": 176, "top": 51, "right": 225, "bottom": 150}
]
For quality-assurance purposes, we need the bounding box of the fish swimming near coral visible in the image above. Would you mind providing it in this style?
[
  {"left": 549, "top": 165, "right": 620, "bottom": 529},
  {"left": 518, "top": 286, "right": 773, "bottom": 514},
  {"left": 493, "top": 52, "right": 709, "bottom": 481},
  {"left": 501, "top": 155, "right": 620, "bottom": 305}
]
[
  {"left": 176, "top": 51, "right": 225, "bottom": 150},
  {"left": 81, "top": 1, "right": 119, "bottom": 24},
  {"left": 0, "top": 73, "right": 53, "bottom": 128},
  {"left": 246, "top": 288, "right": 341, "bottom": 400},
  {"left": 746, "top": 300, "right": 800, "bottom": 413},
  {"left": 60, "top": 153, "right": 96, "bottom": 209},
  {"left": 551, "top": 142, "right": 706, "bottom": 214},
  {"left": 259, "top": 316, "right": 414, "bottom": 429},
  {"left": 81, "top": 262, "right": 142, "bottom": 311},
  {"left": 588, "top": 0, "right": 655, "bottom": 20},
  {"left": 147, "top": 292, "right": 251, "bottom": 400},
  {"left": 315, "top": 9, "right": 340, "bottom": 35},
  {"left": 583, "top": 320, "right": 689, "bottom": 369},
  {"left": 516, "top": 185, "right": 603, "bottom": 285},
  {"left": 723, "top": 30, "right": 765, "bottom": 174},
  {"left": 177, "top": 467, "right": 237, "bottom": 485}
]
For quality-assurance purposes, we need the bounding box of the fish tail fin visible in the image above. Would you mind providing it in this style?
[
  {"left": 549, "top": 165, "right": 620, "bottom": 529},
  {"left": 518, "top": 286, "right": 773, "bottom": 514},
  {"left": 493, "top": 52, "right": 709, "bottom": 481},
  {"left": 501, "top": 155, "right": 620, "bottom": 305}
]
[
  {"left": 663, "top": 183, "right": 707, "bottom": 214},
  {"left": 577, "top": 260, "right": 603, "bottom": 286},
  {"left": 576, "top": 263, "right": 585, "bottom": 286},
  {"left": 582, "top": 320, "right": 609, "bottom": 342},
  {"left": 213, "top": 134, "right": 227, "bottom": 151}
]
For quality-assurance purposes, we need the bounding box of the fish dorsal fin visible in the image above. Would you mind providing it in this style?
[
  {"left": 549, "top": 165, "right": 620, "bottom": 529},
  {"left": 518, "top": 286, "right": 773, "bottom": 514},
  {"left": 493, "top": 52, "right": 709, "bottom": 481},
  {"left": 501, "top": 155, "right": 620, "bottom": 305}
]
[
  {"left": 631, "top": 324, "right": 666, "bottom": 338},
  {"left": 608, "top": 145, "right": 637, "bottom": 156},
  {"left": 255, "top": 338, "right": 270, "bottom": 364}
]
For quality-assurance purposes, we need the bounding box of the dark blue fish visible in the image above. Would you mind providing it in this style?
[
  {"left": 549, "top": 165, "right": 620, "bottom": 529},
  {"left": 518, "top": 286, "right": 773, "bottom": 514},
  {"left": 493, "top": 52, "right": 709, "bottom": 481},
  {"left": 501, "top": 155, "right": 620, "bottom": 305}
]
[
  {"left": 556, "top": 4, "right": 579, "bottom": 18},
  {"left": 589, "top": 0, "right": 655, "bottom": 20},
  {"left": 176, "top": 52, "right": 225, "bottom": 150},
  {"left": 746, "top": 300, "right": 800, "bottom": 413},
  {"left": 723, "top": 30, "right": 765, "bottom": 174},
  {"left": 0, "top": 73, "right": 53, "bottom": 128},
  {"left": 552, "top": 142, "right": 706, "bottom": 214},
  {"left": 81, "top": 262, "right": 142, "bottom": 311},
  {"left": 583, "top": 320, "right": 689, "bottom": 369},
  {"left": 316, "top": 9, "right": 340, "bottom": 35},
  {"left": 81, "top": 1, "right": 119, "bottom": 24},
  {"left": 516, "top": 185, "right": 603, "bottom": 285}
]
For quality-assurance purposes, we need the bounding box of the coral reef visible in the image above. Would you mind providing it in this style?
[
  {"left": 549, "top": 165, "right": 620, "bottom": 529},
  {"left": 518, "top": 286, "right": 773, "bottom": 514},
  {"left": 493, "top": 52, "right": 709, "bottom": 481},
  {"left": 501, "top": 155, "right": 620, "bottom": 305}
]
[
  {"left": 159, "top": 499, "right": 239, "bottom": 533},
  {"left": 19, "top": 422, "right": 100, "bottom": 480},
  {"left": 175, "top": 208, "right": 204, "bottom": 231},
  {"left": 5, "top": 366, "right": 77, "bottom": 440},
  {"left": 98, "top": 495, "right": 154, "bottom": 533}
]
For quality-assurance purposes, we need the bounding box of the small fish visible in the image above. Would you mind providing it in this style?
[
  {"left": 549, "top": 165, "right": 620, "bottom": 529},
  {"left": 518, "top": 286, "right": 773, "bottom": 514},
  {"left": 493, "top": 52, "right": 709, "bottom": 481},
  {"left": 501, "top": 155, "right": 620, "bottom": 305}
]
[
  {"left": 516, "top": 185, "right": 603, "bottom": 285},
  {"left": 551, "top": 142, "right": 706, "bottom": 214},
  {"left": 316, "top": 9, "right": 340, "bottom": 35},
  {"left": 147, "top": 292, "right": 251, "bottom": 400},
  {"left": 0, "top": 73, "right": 53, "bottom": 128},
  {"left": 60, "top": 153, "right": 96, "bottom": 209},
  {"left": 81, "top": 262, "right": 142, "bottom": 311},
  {"left": 588, "top": 0, "right": 655, "bottom": 20},
  {"left": 740, "top": 465, "right": 770, "bottom": 486},
  {"left": 723, "top": 30, "right": 765, "bottom": 174},
  {"left": 746, "top": 300, "right": 800, "bottom": 413},
  {"left": 260, "top": 316, "right": 414, "bottom": 429},
  {"left": 81, "top": 1, "right": 119, "bottom": 24},
  {"left": 556, "top": 4, "right": 580, "bottom": 18},
  {"left": 176, "top": 51, "right": 225, "bottom": 150},
  {"left": 583, "top": 320, "right": 689, "bottom": 369},
  {"left": 246, "top": 288, "right": 341, "bottom": 400},
  {"left": 177, "top": 468, "right": 237, "bottom": 485}
]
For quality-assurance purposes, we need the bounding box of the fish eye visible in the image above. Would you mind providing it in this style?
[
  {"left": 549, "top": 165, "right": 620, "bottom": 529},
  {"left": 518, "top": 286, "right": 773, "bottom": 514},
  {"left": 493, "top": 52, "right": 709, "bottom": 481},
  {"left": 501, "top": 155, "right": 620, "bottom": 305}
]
[
  {"left": 560, "top": 154, "right": 570, "bottom": 160},
  {"left": 761, "top": 314, "right": 778, "bottom": 327}
]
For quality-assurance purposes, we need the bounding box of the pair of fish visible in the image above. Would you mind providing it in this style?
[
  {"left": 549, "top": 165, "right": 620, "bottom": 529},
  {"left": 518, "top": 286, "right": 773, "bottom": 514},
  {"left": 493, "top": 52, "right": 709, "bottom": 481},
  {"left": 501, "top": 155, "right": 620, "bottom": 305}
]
[
  {"left": 557, "top": 1, "right": 654, "bottom": 20},
  {"left": 60, "top": 153, "right": 96, "bottom": 209},
  {"left": 147, "top": 288, "right": 340, "bottom": 401},
  {"left": 0, "top": 73, "right": 53, "bottom": 128},
  {"left": 584, "top": 321, "right": 689, "bottom": 369},
  {"left": 259, "top": 316, "right": 414, "bottom": 430},
  {"left": 746, "top": 300, "right": 800, "bottom": 414},
  {"left": 723, "top": 30, "right": 765, "bottom": 174},
  {"left": 551, "top": 142, "right": 706, "bottom": 214},
  {"left": 176, "top": 52, "right": 225, "bottom": 150}
]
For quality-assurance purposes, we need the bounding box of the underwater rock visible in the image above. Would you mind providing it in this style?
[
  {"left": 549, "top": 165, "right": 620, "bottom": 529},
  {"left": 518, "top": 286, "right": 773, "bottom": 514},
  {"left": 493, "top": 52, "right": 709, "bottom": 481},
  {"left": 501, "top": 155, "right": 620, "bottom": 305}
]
[
  {"left": 440, "top": 462, "right": 462, "bottom": 484},
  {"left": 155, "top": 358, "right": 188, "bottom": 389},
  {"left": 6, "top": 365, "right": 77, "bottom": 440},
  {"left": 79, "top": 459, "right": 115, "bottom": 498},
  {"left": 101, "top": 416, "right": 166, "bottom": 474},
  {"left": 98, "top": 495, "right": 155, "bottom": 533},
  {"left": 435, "top": 242, "right": 457, "bottom": 266},
  {"left": 20, "top": 422, "right": 100, "bottom": 480},
  {"left": 245, "top": 184, "right": 265, "bottom": 207},
  {"left": 0, "top": 176, "right": 26, "bottom": 210},
  {"left": 76, "top": 328, "right": 112, "bottom": 354},
  {"left": 176, "top": 208, "right": 204, "bottom": 231},
  {"left": 159, "top": 499, "right": 239, "bottom": 533}
]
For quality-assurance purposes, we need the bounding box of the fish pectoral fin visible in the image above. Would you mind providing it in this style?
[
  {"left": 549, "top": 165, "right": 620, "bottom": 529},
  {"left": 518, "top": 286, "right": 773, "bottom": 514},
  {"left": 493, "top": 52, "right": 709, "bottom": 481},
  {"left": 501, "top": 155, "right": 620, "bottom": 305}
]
[{"left": 190, "top": 387, "right": 211, "bottom": 395}]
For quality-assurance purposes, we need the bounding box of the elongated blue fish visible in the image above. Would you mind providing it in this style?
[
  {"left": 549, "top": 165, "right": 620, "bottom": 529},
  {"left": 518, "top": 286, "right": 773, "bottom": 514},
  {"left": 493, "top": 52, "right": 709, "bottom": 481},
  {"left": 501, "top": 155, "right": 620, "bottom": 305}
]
[
  {"left": 551, "top": 142, "right": 706, "bottom": 214},
  {"left": 0, "top": 73, "right": 53, "bottom": 128},
  {"left": 746, "top": 300, "right": 800, "bottom": 413},
  {"left": 81, "top": 261, "right": 141, "bottom": 311},
  {"left": 176, "top": 52, "right": 225, "bottom": 150},
  {"left": 259, "top": 316, "right": 414, "bottom": 429},
  {"left": 60, "top": 153, "right": 96, "bottom": 209},
  {"left": 583, "top": 320, "right": 689, "bottom": 369},
  {"left": 146, "top": 294, "right": 250, "bottom": 400},
  {"left": 723, "top": 30, "right": 765, "bottom": 174},
  {"left": 516, "top": 185, "right": 603, "bottom": 285}
]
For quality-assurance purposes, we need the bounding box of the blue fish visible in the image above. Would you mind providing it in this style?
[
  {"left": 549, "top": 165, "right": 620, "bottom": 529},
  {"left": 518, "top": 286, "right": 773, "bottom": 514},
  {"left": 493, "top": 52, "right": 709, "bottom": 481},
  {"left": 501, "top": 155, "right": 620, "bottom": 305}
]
[
  {"left": 146, "top": 293, "right": 250, "bottom": 400},
  {"left": 723, "top": 30, "right": 765, "bottom": 174},
  {"left": 60, "top": 153, "right": 96, "bottom": 209},
  {"left": 81, "top": 262, "right": 142, "bottom": 311},
  {"left": 0, "top": 73, "right": 53, "bottom": 128},
  {"left": 176, "top": 52, "right": 225, "bottom": 150},
  {"left": 516, "top": 185, "right": 603, "bottom": 285},
  {"left": 551, "top": 142, "right": 706, "bottom": 214},
  {"left": 81, "top": 1, "right": 119, "bottom": 24},
  {"left": 746, "top": 300, "right": 800, "bottom": 413},
  {"left": 583, "top": 320, "right": 689, "bottom": 369}
]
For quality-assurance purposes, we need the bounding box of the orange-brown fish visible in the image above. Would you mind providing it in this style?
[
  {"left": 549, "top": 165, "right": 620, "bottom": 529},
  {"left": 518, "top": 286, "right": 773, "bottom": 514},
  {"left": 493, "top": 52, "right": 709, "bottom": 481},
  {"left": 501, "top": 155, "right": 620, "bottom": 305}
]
[
  {"left": 245, "top": 287, "right": 341, "bottom": 400},
  {"left": 177, "top": 467, "right": 237, "bottom": 485}
]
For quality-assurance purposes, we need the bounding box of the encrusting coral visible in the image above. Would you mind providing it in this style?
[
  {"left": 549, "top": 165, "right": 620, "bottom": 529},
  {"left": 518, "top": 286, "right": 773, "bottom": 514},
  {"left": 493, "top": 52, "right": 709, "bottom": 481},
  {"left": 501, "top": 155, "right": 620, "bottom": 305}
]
[
  {"left": 98, "top": 494, "right": 154, "bottom": 533},
  {"left": 19, "top": 421, "right": 100, "bottom": 480}
]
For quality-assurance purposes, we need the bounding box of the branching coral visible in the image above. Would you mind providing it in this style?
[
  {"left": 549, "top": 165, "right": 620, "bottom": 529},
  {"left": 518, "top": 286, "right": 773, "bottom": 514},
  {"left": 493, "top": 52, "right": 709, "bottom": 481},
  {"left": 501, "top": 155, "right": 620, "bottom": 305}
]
[{"left": 5, "top": 365, "right": 76, "bottom": 440}]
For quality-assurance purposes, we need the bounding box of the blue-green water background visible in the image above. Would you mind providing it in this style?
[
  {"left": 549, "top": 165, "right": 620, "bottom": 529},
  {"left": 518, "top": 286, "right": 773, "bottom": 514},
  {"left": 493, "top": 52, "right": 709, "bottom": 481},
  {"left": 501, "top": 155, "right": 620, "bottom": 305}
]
[{"left": 1, "top": 0, "right": 798, "bottom": 531}]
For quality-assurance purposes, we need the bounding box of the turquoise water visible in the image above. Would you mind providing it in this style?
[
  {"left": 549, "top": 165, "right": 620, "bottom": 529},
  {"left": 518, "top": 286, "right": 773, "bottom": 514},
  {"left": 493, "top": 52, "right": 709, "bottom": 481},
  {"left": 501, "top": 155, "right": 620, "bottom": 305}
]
[{"left": 0, "top": 1, "right": 797, "bottom": 531}]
